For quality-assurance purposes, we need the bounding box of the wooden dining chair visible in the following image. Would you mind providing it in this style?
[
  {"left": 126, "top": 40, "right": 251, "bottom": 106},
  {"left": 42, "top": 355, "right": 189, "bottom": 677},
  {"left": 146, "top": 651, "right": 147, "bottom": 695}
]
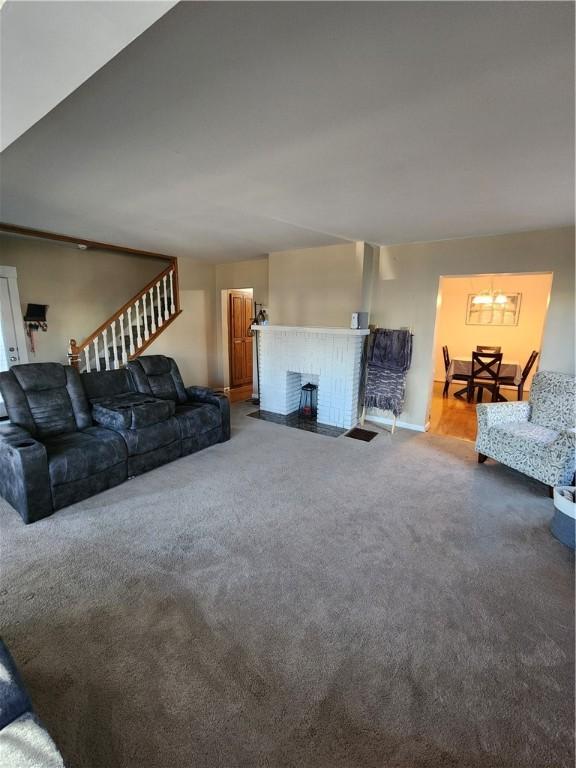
[
  {"left": 476, "top": 345, "right": 501, "bottom": 353},
  {"left": 468, "top": 352, "right": 503, "bottom": 403},
  {"left": 442, "top": 345, "right": 470, "bottom": 398},
  {"left": 498, "top": 350, "right": 539, "bottom": 401}
]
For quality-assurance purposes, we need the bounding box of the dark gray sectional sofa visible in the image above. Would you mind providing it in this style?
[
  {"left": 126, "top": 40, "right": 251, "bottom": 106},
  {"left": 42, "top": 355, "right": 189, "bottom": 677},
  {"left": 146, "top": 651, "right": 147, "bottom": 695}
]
[{"left": 0, "top": 356, "right": 230, "bottom": 524}]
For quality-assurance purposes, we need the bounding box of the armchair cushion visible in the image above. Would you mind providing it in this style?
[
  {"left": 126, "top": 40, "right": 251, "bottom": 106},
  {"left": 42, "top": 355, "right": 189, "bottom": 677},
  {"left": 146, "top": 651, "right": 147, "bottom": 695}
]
[
  {"left": 530, "top": 371, "right": 576, "bottom": 432},
  {"left": 46, "top": 427, "right": 127, "bottom": 486}
]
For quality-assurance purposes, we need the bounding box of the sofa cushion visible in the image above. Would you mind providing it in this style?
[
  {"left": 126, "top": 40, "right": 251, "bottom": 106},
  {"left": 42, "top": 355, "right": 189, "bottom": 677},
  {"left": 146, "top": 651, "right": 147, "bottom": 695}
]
[
  {"left": 175, "top": 403, "right": 221, "bottom": 439},
  {"left": 530, "top": 371, "right": 576, "bottom": 432},
  {"left": 92, "top": 394, "right": 175, "bottom": 430},
  {"left": 0, "top": 711, "right": 65, "bottom": 768},
  {"left": 0, "top": 640, "right": 31, "bottom": 731},
  {"left": 116, "top": 418, "right": 180, "bottom": 456},
  {"left": 1, "top": 364, "right": 91, "bottom": 438},
  {"left": 82, "top": 368, "right": 134, "bottom": 401},
  {"left": 127, "top": 356, "right": 188, "bottom": 404},
  {"left": 46, "top": 427, "right": 127, "bottom": 486}
]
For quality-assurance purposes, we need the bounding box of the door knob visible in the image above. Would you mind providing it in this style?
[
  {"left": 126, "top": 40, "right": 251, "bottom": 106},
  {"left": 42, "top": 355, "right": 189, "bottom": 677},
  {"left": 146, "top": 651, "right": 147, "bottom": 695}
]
[{"left": 9, "top": 356, "right": 18, "bottom": 361}]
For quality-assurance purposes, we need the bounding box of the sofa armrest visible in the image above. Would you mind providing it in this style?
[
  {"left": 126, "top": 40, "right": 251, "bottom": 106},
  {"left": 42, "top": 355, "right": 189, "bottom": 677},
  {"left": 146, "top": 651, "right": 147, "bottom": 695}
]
[
  {"left": 477, "top": 401, "right": 531, "bottom": 431},
  {"left": 186, "top": 387, "right": 231, "bottom": 442},
  {"left": 0, "top": 425, "right": 52, "bottom": 524}
]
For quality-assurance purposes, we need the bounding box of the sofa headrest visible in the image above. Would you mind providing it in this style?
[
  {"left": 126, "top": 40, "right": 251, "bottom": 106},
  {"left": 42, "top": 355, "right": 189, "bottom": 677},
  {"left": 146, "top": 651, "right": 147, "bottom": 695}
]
[
  {"left": 11, "top": 363, "right": 66, "bottom": 392},
  {"left": 82, "top": 368, "right": 134, "bottom": 402},
  {"left": 137, "top": 356, "right": 173, "bottom": 376}
]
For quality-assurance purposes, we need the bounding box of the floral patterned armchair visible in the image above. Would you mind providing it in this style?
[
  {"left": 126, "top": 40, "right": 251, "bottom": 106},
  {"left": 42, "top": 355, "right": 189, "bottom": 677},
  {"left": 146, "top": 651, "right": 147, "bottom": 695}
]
[{"left": 476, "top": 370, "right": 575, "bottom": 490}]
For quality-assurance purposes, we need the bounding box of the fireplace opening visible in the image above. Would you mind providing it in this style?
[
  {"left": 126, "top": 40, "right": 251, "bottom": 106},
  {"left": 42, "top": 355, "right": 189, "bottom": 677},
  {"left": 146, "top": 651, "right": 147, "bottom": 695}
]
[{"left": 299, "top": 382, "right": 318, "bottom": 422}]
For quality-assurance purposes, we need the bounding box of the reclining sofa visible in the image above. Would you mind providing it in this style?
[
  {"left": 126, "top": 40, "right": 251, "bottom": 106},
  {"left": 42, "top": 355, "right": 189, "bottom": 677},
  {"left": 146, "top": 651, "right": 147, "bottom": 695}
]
[{"left": 0, "top": 356, "right": 230, "bottom": 524}]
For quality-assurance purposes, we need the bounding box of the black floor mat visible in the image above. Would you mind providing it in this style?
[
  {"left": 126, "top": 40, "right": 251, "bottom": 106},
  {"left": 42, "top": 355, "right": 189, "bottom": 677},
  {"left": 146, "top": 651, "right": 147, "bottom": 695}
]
[{"left": 345, "top": 427, "right": 379, "bottom": 442}]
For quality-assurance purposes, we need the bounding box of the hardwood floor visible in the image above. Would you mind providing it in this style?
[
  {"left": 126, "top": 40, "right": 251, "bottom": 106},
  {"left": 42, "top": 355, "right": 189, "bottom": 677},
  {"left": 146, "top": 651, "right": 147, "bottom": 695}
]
[
  {"left": 429, "top": 380, "right": 527, "bottom": 442},
  {"left": 228, "top": 383, "right": 253, "bottom": 403},
  {"left": 429, "top": 381, "right": 479, "bottom": 441}
]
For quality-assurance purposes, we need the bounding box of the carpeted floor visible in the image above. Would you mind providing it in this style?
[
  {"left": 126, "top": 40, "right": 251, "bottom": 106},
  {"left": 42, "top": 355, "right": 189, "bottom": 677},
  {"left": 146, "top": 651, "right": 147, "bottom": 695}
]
[{"left": 1, "top": 403, "right": 573, "bottom": 768}]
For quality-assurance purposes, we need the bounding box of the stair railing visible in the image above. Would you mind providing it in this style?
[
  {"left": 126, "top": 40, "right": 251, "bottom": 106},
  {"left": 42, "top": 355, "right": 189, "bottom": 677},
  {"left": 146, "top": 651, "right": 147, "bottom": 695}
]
[{"left": 68, "top": 259, "right": 180, "bottom": 372}]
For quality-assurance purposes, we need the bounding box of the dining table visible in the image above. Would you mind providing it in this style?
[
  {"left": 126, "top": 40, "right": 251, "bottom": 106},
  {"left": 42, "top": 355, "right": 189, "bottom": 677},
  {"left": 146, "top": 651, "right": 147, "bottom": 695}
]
[{"left": 446, "top": 356, "right": 522, "bottom": 386}]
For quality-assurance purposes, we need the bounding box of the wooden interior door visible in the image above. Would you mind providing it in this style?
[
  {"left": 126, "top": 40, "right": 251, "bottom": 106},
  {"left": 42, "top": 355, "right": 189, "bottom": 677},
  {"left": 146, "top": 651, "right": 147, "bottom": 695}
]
[{"left": 229, "top": 292, "right": 253, "bottom": 387}]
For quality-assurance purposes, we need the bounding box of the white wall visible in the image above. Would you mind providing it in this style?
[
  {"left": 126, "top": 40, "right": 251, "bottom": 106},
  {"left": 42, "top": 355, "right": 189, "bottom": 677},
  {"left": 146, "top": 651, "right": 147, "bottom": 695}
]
[
  {"left": 433, "top": 272, "right": 553, "bottom": 388},
  {"left": 370, "top": 227, "right": 574, "bottom": 429}
]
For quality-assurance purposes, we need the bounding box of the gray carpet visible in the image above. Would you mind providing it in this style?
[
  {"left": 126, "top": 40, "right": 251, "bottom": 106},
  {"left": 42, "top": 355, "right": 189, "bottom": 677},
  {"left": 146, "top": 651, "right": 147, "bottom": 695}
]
[{"left": 1, "top": 403, "right": 573, "bottom": 768}]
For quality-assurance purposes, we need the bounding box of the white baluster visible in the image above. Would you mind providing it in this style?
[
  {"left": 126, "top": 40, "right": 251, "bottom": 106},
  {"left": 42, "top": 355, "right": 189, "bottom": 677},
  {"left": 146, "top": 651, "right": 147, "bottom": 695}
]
[
  {"left": 163, "top": 274, "right": 169, "bottom": 321},
  {"left": 133, "top": 300, "right": 142, "bottom": 355},
  {"left": 127, "top": 306, "right": 135, "bottom": 355},
  {"left": 169, "top": 269, "right": 176, "bottom": 314},
  {"left": 119, "top": 313, "right": 127, "bottom": 365},
  {"left": 142, "top": 293, "right": 150, "bottom": 340},
  {"left": 103, "top": 328, "right": 110, "bottom": 371},
  {"left": 93, "top": 338, "right": 100, "bottom": 372},
  {"left": 84, "top": 347, "right": 91, "bottom": 373},
  {"left": 111, "top": 321, "right": 119, "bottom": 369},
  {"left": 156, "top": 282, "right": 163, "bottom": 328},
  {"left": 149, "top": 288, "right": 156, "bottom": 334}
]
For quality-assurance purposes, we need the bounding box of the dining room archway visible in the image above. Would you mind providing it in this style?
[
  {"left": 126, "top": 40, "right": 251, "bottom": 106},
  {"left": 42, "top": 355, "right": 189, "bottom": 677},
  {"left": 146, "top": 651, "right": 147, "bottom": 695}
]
[{"left": 428, "top": 271, "right": 553, "bottom": 441}]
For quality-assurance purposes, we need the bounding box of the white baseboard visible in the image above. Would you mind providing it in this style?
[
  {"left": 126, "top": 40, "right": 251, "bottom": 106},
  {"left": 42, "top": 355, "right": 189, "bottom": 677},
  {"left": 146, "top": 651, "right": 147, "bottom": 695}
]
[{"left": 364, "top": 414, "right": 430, "bottom": 433}]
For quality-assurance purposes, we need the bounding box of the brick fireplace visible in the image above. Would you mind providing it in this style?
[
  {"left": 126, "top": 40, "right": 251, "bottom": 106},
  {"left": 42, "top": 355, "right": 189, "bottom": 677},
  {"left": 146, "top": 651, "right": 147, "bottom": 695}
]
[{"left": 252, "top": 325, "right": 369, "bottom": 428}]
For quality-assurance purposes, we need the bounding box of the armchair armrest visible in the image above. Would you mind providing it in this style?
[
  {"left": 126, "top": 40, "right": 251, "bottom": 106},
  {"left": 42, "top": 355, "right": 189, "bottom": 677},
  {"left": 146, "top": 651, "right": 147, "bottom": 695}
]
[
  {"left": 0, "top": 425, "right": 52, "bottom": 524},
  {"left": 186, "top": 387, "right": 231, "bottom": 442},
  {"left": 477, "top": 400, "right": 531, "bottom": 431}
]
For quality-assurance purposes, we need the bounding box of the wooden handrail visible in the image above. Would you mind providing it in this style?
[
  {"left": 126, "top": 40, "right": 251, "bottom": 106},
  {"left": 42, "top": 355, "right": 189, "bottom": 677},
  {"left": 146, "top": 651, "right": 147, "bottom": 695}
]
[
  {"left": 0, "top": 222, "right": 173, "bottom": 262},
  {"left": 74, "top": 260, "right": 179, "bottom": 355}
]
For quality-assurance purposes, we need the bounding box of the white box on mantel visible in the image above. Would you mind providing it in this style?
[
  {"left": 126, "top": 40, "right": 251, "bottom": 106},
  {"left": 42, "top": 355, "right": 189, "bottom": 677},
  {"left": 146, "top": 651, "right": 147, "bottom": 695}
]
[{"left": 252, "top": 325, "right": 369, "bottom": 429}]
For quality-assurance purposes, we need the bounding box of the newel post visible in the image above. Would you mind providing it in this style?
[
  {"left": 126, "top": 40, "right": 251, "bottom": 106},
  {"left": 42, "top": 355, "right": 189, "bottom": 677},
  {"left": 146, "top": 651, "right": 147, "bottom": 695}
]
[{"left": 68, "top": 338, "right": 80, "bottom": 369}]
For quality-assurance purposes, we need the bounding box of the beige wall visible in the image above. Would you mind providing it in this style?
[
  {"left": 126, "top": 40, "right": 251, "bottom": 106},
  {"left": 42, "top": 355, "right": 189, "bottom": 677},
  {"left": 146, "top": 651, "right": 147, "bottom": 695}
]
[
  {"left": 268, "top": 243, "right": 363, "bottom": 327},
  {"left": 370, "top": 227, "right": 574, "bottom": 429},
  {"left": 212, "top": 258, "right": 268, "bottom": 389},
  {"left": 147, "top": 259, "right": 216, "bottom": 385},
  {"left": 0, "top": 233, "right": 166, "bottom": 364},
  {"left": 433, "top": 273, "right": 553, "bottom": 388}
]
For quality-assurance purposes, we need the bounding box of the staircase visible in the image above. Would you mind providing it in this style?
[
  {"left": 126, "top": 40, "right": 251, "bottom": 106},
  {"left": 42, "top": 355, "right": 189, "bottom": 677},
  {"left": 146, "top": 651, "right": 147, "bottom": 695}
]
[{"left": 68, "top": 259, "right": 181, "bottom": 372}]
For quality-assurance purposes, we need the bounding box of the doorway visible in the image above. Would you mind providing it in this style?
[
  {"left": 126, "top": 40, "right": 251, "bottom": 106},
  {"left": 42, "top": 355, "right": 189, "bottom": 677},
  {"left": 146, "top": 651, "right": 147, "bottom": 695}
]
[
  {"left": 0, "top": 266, "right": 28, "bottom": 417},
  {"left": 224, "top": 288, "right": 254, "bottom": 402},
  {"left": 429, "top": 272, "right": 553, "bottom": 441}
]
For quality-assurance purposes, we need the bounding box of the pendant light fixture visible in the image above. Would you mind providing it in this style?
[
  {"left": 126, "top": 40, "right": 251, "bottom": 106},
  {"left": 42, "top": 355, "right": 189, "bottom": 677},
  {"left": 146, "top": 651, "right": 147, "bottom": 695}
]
[{"left": 471, "top": 278, "right": 507, "bottom": 305}]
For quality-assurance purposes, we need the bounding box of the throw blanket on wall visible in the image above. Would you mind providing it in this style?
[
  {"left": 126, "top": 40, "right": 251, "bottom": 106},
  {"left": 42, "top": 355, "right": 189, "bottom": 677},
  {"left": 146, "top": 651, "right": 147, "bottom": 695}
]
[
  {"left": 363, "top": 329, "right": 413, "bottom": 417},
  {"left": 369, "top": 328, "right": 413, "bottom": 373},
  {"left": 364, "top": 365, "right": 407, "bottom": 417}
]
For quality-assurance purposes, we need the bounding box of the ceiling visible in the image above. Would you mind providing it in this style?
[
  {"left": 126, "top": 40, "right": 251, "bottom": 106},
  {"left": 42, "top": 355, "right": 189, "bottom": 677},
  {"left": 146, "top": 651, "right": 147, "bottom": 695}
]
[
  {"left": 0, "top": 2, "right": 573, "bottom": 262},
  {"left": 0, "top": 0, "right": 177, "bottom": 151}
]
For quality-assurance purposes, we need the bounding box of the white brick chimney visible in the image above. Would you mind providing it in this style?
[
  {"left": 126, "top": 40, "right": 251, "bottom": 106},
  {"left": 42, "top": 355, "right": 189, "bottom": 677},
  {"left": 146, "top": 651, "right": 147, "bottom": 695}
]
[{"left": 252, "top": 325, "right": 369, "bottom": 429}]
